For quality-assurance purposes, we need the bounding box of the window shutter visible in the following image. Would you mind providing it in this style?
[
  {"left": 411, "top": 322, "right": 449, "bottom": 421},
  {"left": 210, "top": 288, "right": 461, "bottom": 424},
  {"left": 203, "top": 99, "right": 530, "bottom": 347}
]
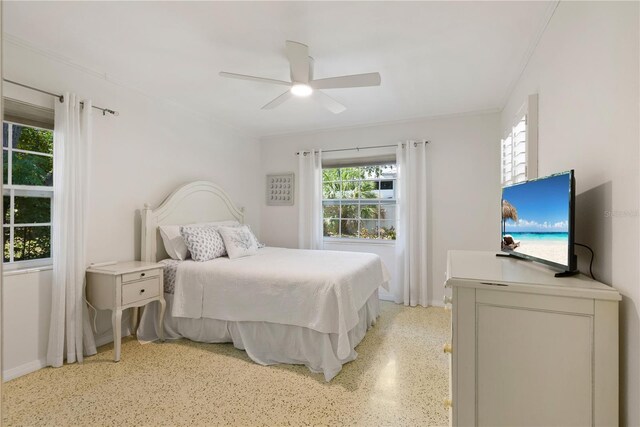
[
  {"left": 501, "top": 134, "right": 514, "bottom": 186},
  {"left": 512, "top": 115, "right": 527, "bottom": 184},
  {"left": 501, "top": 94, "right": 538, "bottom": 187},
  {"left": 501, "top": 114, "right": 528, "bottom": 186}
]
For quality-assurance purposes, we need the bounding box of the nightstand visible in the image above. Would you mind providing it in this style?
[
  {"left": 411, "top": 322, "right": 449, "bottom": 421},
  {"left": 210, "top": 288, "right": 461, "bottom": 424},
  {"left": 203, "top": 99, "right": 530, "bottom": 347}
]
[{"left": 86, "top": 261, "right": 166, "bottom": 361}]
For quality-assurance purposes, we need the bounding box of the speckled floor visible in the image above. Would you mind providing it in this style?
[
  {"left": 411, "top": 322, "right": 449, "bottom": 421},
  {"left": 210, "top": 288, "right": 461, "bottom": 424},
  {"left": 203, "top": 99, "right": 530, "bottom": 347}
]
[{"left": 3, "top": 302, "right": 450, "bottom": 426}]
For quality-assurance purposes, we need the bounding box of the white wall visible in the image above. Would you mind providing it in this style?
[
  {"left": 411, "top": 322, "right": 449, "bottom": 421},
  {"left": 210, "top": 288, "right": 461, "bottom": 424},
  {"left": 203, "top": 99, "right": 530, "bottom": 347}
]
[
  {"left": 2, "top": 40, "right": 263, "bottom": 379},
  {"left": 2, "top": 270, "right": 52, "bottom": 380},
  {"left": 501, "top": 2, "right": 640, "bottom": 424},
  {"left": 261, "top": 112, "right": 501, "bottom": 307}
]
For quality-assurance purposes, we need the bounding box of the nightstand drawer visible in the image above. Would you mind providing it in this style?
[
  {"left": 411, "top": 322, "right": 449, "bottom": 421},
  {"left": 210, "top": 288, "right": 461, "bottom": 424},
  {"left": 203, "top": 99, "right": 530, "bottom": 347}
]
[
  {"left": 122, "top": 277, "right": 160, "bottom": 305},
  {"left": 122, "top": 268, "right": 160, "bottom": 284}
]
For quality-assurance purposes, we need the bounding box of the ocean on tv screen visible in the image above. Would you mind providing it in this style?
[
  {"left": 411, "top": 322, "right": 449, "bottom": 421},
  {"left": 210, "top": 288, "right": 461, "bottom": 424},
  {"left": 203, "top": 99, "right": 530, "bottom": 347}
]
[{"left": 502, "top": 173, "right": 571, "bottom": 267}]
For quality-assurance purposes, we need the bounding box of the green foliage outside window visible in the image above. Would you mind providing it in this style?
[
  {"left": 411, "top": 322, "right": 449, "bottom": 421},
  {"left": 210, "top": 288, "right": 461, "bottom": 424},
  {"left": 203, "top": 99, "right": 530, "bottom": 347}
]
[
  {"left": 3, "top": 122, "right": 54, "bottom": 263},
  {"left": 3, "top": 126, "right": 54, "bottom": 186},
  {"left": 322, "top": 165, "right": 397, "bottom": 240}
]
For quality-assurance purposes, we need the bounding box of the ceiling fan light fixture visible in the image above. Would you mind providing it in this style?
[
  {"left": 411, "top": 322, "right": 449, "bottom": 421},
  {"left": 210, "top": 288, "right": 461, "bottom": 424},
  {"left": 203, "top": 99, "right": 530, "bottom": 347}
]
[
  {"left": 220, "top": 41, "right": 381, "bottom": 113},
  {"left": 291, "top": 83, "right": 313, "bottom": 97}
]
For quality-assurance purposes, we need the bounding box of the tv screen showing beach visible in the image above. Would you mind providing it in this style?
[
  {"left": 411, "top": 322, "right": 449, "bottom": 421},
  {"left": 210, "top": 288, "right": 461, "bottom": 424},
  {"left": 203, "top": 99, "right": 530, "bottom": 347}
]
[{"left": 501, "top": 173, "right": 571, "bottom": 267}]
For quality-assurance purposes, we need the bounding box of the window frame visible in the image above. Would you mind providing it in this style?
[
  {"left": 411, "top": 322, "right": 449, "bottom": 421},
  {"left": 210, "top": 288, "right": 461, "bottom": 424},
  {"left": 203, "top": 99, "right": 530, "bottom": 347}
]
[
  {"left": 501, "top": 94, "right": 538, "bottom": 187},
  {"left": 2, "top": 120, "right": 54, "bottom": 271},
  {"left": 322, "top": 164, "right": 397, "bottom": 242}
]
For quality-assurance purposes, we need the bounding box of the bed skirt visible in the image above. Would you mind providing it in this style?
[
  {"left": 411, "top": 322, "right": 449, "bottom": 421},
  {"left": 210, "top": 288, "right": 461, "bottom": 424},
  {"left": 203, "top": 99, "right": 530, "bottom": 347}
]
[{"left": 137, "top": 290, "right": 380, "bottom": 381}]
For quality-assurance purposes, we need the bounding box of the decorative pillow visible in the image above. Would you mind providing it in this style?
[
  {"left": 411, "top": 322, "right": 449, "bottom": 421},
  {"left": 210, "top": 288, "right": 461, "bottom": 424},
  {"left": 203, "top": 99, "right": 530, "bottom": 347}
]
[
  {"left": 218, "top": 225, "right": 259, "bottom": 259},
  {"left": 230, "top": 223, "right": 265, "bottom": 249},
  {"left": 247, "top": 226, "right": 266, "bottom": 248},
  {"left": 180, "top": 224, "right": 227, "bottom": 262},
  {"left": 160, "top": 220, "right": 239, "bottom": 260}
]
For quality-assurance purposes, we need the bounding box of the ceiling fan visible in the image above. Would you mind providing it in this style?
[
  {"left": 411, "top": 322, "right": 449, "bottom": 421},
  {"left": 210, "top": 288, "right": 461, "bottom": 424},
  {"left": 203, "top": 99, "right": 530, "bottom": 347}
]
[{"left": 219, "top": 41, "right": 381, "bottom": 114}]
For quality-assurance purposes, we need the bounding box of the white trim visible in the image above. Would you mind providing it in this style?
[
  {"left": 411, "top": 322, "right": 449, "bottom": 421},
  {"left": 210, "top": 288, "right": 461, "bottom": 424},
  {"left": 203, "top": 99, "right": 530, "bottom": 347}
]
[
  {"left": 9, "top": 188, "right": 13, "bottom": 261},
  {"left": 378, "top": 290, "right": 395, "bottom": 302},
  {"left": 94, "top": 328, "right": 132, "bottom": 348},
  {"left": 2, "top": 187, "right": 53, "bottom": 196},
  {"left": 1, "top": 328, "right": 133, "bottom": 381},
  {"left": 2, "top": 120, "right": 54, "bottom": 265},
  {"left": 8, "top": 147, "right": 53, "bottom": 158},
  {"left": 3, "top": 119, "right": 52, "bottom": 133},
  {"left": 2, "top": 222, "right": 51, "bottom": 228},
  {"left": 2, "top": 260, "right": 52, "bottom": 275},
  {"left": 501, "top": 94, "right": 538, "bottom": 186},
  {"left": 323, "top": 237, "right": 396, "bottom": 246},
  {"left": 526, "top": 94, "right": 539, "bottom": 180},
  {"left": 429, "top": 298, "right": 445, "bottom": 308},
  {"left": 3, "top": 358, "right": 46, "bottom": 381}
]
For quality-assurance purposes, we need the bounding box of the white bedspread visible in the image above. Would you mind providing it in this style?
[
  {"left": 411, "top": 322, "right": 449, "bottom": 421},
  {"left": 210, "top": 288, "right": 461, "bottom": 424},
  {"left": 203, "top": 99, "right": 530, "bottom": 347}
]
[{"left": 172, "top": 247, "right": 390, "bottom": 359}]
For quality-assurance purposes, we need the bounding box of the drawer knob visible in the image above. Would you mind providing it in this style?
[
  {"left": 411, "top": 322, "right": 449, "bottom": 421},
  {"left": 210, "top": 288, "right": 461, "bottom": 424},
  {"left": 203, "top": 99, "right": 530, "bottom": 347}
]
[
  {"left": 139, "top": 289, "right": 146, "bottom": 294},
  {"left": 443, "top": 343, "right": 452, "bottom": 354},
  {"left": 141, "top": 273, "right": 146, "bottom": 277},
  {"left": 443, "top": 296, "right": 452, "bottom": 305},
  {"left": 444, "top": 398, "right": 453, "bottom": 409}
]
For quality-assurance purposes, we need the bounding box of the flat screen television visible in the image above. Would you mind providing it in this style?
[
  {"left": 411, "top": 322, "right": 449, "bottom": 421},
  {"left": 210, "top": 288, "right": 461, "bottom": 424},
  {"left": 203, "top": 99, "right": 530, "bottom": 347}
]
[{"left": 500, "top": 170, "right": 577, "bottom": 276}]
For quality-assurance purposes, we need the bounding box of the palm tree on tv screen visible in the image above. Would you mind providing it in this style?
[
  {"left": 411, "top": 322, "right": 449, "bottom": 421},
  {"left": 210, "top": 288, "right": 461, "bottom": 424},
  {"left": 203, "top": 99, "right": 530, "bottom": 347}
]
[{"left": 502, "top": 199, "right": 518, "bottom": 235}]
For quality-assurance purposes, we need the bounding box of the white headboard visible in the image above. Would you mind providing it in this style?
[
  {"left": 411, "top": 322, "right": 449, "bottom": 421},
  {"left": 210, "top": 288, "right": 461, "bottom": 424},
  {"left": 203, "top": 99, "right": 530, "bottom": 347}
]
[{"left": 141, "top": 181, "right": 244, "bottom": 262}]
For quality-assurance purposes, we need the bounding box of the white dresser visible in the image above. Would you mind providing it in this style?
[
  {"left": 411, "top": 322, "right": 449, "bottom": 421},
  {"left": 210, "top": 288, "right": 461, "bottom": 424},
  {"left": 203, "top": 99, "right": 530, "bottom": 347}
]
[{"left": 444, "top": 250, "right": 620, "bottom": 427}]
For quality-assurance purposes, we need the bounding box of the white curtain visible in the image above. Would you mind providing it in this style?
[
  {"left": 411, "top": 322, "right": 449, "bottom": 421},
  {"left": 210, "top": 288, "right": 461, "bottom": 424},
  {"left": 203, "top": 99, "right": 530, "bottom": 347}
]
[
  {"left": 47, "top": 93, "right": 97, "bottom": 367},
  {"left": 395, "top": 141, "right": 429, "bottom": 306},
  {"left": 298, "top": 149, "right": 324, "bottom": 250}
]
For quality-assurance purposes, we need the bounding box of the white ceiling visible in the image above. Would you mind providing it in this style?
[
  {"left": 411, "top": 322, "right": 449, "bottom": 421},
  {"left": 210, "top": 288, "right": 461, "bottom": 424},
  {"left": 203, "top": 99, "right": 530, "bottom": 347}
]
[{"left": 4, "top": 1, "right": 555, "bottom": 137}]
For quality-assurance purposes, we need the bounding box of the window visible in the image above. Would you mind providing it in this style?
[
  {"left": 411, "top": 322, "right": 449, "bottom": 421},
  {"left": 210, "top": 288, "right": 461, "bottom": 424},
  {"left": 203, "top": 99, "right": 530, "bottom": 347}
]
[
  {"left": 322, "top": 164, "right": 397, "bottom": 240},
  {"left": 501, "top": 94, "right": 538, "bottom": 186},
  {"left": 2, "top": 121, "right": 54, "bottom": 266},
  {"left": 501, "top": 115, "right": 527, "bottom": 186}
]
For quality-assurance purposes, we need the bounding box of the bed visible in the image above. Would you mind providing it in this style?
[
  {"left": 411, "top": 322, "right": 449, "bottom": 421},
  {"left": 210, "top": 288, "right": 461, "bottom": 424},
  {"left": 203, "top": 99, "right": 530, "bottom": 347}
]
[{"left": 137, "top": 181, "right": 389, "bottom": 380}]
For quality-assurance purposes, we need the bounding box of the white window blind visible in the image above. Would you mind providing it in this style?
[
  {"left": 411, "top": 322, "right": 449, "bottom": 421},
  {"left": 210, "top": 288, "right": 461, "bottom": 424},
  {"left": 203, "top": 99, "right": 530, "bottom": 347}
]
[
  {"left": 501, "top": 94, "right": 538, "bottom": 187},
  {"left": 501, "top": 115, "right": 527, "bottom": 186}
]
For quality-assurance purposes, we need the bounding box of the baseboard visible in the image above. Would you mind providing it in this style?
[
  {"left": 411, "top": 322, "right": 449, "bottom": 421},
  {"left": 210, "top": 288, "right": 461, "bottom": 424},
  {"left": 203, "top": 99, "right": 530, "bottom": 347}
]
[
  {"left": 95, "top": 328, "right": 132, "bottom": 348},
  {"left": 3, "top": 359, "right": 46, "bottom": 382},
  {"left": 379, "top": 295, "right": 445, "bottom": 307},
  {"left": 95, "top": 332, "right": 115, "bottom": 348},
  {"left": 378, "top": 291, "right": 395, "bottom": 302},
  {"left": 3, "top": 328, "right": 133, "bottom": 382}
]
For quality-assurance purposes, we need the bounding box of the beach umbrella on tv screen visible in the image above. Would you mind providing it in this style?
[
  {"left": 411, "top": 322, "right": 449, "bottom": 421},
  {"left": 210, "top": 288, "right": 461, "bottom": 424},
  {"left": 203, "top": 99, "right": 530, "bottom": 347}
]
[{"left": 502, "top": 200, "right": 518, "bottom": 222}]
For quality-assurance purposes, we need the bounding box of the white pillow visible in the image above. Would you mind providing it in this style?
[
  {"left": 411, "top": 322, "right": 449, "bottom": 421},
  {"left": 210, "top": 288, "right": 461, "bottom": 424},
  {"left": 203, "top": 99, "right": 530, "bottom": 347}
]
[
  {"left": 218, "top": 225, "right": 259, "bottom": 259},
  {"left": 159, "top": 220, "right": 239, "bottom": 260},
  {"left": 180, "top": 224, "right": 228, "bottom": 262},
  {"left": 237, "top": 224, "right": 265, "bottom": 248}
]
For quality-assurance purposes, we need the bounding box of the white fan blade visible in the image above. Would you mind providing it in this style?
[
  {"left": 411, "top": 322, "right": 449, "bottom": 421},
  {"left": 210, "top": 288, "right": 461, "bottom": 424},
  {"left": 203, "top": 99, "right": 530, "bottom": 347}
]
[
  {"left": 219, "top": 72, "right": 291, "bottom": 86},
  {"left": 286, "top": 41, "right": 310, "bottom": 83},
  {"left": 311, "top": 72, "right": 381, "bottom": 89},
  {"left": 261, "top": 90, "right": 294, "bottom": 110},
  {"left": 313, "top": 91, "right": 346, "bottom": 114}
]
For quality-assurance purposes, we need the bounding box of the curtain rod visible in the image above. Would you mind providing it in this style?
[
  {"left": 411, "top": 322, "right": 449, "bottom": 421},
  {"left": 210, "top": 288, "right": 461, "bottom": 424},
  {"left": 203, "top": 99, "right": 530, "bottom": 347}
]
[
  {"left": 296, "top": 140, "right": 429, "bottom": 156},
  {"left": 3, "top": 79, "right": 119, "bottom": 116}
]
